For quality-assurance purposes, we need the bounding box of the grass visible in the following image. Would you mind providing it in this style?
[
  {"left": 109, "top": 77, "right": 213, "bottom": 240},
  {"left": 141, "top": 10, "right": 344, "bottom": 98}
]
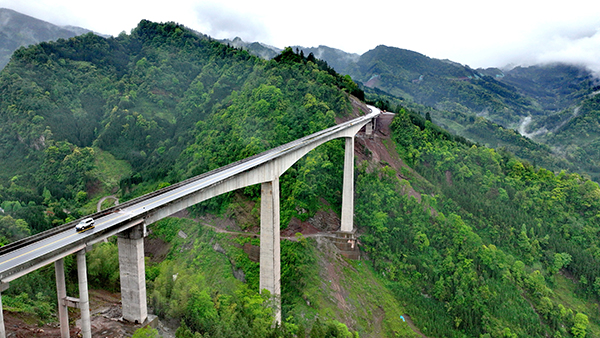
[
  {"left": 342, "top": 259, "right": 418, "bottom": 337},
  {"left": 91, "top": 147, "right": 132, "bottom": 194},
  {"left": 291, "top": 237, "right": 418, "bottom": 338},
  {"left": 551, "top": 273, "right": 600, "bottom": 336}
]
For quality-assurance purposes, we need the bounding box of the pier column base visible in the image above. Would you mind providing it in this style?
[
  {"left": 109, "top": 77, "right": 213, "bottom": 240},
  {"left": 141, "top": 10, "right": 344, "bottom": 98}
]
[
  {"left": 55, "top": 259, "right": 69, "bottom": 337},
  {"left": 118, "top": 223, "right": 148, "bottom": 324}
]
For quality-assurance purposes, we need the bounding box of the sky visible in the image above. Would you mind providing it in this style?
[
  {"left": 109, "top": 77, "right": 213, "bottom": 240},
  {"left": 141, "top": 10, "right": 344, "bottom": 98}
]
[{"left": 2, "top": 0, "right": 600, "bottom": 74}]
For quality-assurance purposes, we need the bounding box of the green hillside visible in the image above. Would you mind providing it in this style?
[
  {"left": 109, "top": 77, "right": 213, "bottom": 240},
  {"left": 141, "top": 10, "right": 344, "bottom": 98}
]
[
  {"left": 305, "top": 44, "right": 600, "bottom": 183},
  {"left": 1, "top": 20, "right": 600, "bottom": 338},
  {"left": 356, "top": 106, "right": 600, "bottom": 337}
]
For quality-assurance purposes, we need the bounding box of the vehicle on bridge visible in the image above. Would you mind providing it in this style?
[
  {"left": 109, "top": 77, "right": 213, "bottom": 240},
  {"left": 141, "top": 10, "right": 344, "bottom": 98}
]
[{"left": 75, "top": 218, "right": 95, "bottom": 232}]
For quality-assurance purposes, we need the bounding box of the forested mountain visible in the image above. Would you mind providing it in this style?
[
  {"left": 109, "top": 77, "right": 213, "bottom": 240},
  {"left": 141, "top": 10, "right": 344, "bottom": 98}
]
[
  {"left": 293, "top": 44, "right": 600, "bottom": 182},
  {"left": 289, "top": 45, "right": 360, "bottom": 78},
  {"left": 220, "top": 36, "right": 281, "bottom": 59},
  {"left": 0, "top": 8, "right": 93, "bottom": 69},
  {"left": 2, "top": 19, "right": 600, "bottom": 338}
]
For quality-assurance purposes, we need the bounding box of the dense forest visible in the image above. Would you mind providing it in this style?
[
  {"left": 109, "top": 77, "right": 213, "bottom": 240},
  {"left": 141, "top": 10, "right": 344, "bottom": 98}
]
[
  {"left": 1, "top": 20, "right": 600, "bottom": 338},
  {"left": 355, "top": 104, "right": 600, "bottom": 337}
]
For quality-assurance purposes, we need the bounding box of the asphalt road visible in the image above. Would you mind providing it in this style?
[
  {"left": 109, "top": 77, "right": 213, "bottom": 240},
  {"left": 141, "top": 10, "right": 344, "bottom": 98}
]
[{"left": 0, "top": 105, "right": 380, "bottom": 282}]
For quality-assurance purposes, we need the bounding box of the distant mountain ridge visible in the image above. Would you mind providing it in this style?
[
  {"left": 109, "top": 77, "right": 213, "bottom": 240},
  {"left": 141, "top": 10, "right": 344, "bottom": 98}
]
[
  {"left": 4, "top": 11, "right": 600, "bottom": 180},
  {"left": 0, "top": 7, "right": 93, "bottom": 69},
  {"left": 219, "top": 36, "right": 281, "bottom": 59},
  {"left": 224, "top": 38, "right": 596, "bottom": 123}
]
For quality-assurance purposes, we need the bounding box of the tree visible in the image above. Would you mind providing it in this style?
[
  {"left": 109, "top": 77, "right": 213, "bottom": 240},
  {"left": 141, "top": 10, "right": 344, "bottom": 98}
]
[
  {"left": 0, "top": 215, "right": 31, "bottom": 244},
  {"left": 571, "top": 312, "right": 588, "bottom": 338},
  {"left": 132, "top": 327, "right": 160, "bottom": 338}
]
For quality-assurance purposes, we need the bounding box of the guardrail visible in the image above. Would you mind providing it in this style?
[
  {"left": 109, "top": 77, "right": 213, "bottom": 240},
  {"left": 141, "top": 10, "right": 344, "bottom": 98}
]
[{"left": 0, "top": 107, "right": 378, "bottom": 259}]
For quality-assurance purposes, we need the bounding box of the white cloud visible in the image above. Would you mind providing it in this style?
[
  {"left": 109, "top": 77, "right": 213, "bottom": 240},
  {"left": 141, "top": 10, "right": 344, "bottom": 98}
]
[
  {"left": 533, "top": 27, "right": 600, "bottom": 76},
  {"left": 192, "top": 1, "right": 271, "bottom": 42},
  {"left": 1, "top": 0, "right": 600, "bottom": 74}
]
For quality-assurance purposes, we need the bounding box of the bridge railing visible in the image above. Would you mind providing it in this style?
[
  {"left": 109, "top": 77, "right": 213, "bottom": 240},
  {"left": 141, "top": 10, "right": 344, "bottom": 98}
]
[{"left": 0, "top": 107, "right": 378, "bottom": 257}]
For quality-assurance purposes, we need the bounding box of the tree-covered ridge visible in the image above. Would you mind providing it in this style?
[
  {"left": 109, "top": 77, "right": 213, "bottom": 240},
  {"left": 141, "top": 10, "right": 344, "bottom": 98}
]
[
  {"left": 497, "top": 64, "right": 594, "bottom": 112},
  {"left": 354, "top": 106, "right": 600, "bottom": 337},
  {"left": 0, "top": 20, "right": 365, "bottom": 235},
  {"left": 532, "top": 93, "right": 600, "bottom": 180},
  {"left": 342, "top": 45, "right": 538, "bottom": 126},
  {"left": 0, "top": 19, "right": 386, "bottom": 337}
]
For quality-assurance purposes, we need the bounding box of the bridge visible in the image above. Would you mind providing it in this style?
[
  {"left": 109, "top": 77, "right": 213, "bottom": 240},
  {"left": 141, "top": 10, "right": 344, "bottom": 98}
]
[{"left": 0, "top": 105, "right": 380, "bottom": 337}]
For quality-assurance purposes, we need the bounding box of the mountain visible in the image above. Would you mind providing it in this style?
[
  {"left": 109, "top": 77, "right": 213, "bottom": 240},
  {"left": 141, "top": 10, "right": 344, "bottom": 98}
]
[
  {"left": 0, "top": 8, "right": 93, "bottom": 69},
  {"left": 0, "top": 20, "right": 410, "bottom": 337},
  {"left": 219, "top": 36, "right": 281, "bottom": 59},
  {"left": 292, "top": 44, "right": 600, "bottom": 181},
  {"left": 3, "top": 18, "right": 600, "bottom": 338},
  {"left": 480, "top": 64, "right": 595, "bottom": 113},
  {"left": 290, "top": 45, "right": 360, "bottom": 76}
]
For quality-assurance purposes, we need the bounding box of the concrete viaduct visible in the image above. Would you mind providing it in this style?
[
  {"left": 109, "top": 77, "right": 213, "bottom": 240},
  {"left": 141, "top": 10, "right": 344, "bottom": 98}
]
[{"left": 0, "top": 105, "right": 380, "bottom": 337}]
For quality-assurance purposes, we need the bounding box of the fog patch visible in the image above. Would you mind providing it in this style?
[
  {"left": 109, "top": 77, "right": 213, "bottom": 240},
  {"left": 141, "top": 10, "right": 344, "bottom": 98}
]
[{"left": 193, "top": 2, "right": 270, "bottom": 43}]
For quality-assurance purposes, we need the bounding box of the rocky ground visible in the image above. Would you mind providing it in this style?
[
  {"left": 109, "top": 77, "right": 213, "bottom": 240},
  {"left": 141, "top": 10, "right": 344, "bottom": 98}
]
[{"left": 3, "top": 289, "right": 160, "bottom": 337}]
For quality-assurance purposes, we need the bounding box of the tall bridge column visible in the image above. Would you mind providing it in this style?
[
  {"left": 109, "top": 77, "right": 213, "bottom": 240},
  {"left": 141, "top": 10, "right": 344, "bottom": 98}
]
[
  {"left": 118, "top": 223, "right": 148, "bottom": 324},
  {"left": 0, "top": 282, "right": 8, "bottom": 338},
  {"left": 260, "top": 178, "right": 281, "bottom": 323},
  {"left": 77, "top": 249, "right": 92, "bottom": 338},
  {"left": 54, "top": 259, "right": 69, "bottom": 337},
  {"left": 340, "top": 136, "right": 355, "bottom": 232}
]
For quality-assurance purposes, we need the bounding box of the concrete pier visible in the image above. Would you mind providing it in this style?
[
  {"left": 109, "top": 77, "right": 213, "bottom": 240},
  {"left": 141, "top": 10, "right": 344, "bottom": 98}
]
[
  {"left": 54, "top": 259, "right": 69, "bottom": 337},
  {"left": 260, "top": 179, "right": 281, "bottom": 323},
  {"left": 0, "top": 293, "right": 3, "bottom": 338},
  {"left": 0, "top": 283, "right": 7, "bottom": 338},
  {"left": 340, "top": 136, "right": 355, "bottom": 232},
  {"left": 77, "top": 250, "right": 91, "bottom": 338},
  {"left": 365, "top": 120, "right": 373, "bottom": 137},
  {"left": 118, "top": 223, "right": 148, "bottom": 324}
]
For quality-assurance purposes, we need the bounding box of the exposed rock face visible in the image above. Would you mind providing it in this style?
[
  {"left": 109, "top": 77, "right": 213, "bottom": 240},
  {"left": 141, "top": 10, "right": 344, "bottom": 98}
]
[{"left": 308, "top": 208, "right": 341, "bottom": 232}]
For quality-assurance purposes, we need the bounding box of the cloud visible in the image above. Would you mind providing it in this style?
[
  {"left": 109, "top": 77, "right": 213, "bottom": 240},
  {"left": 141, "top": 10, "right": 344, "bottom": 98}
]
[
  {"left": 534, "top": 27, "right": 600, "bottom": 76},
  {"left": 2, "top": 0, "right": 600, "bottom": 77},
  {"left": 193, "top": 2, "right": 270, "bottom": 43}
]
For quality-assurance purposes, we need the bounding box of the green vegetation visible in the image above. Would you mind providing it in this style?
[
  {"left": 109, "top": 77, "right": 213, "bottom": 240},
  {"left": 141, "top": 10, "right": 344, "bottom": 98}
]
[
  {"left": 2, "top": 18, "right": 600, "bottom": 338},
  {"left": 344, "top": 45, "right": 537, "bottom": 126},
  {"left": 0, "top": 20, "right": 364, "bottom": 236},
  {"left": 143, "top": 217, "right": 409, "bottom": 337},
  {"left": 350, "top": 105, "right": 600, "bottom": 337}
]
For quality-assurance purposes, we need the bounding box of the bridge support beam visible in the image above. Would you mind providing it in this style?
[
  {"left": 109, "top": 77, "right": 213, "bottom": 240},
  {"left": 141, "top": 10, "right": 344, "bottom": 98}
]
[
  {"left": 365, "top": 120, "right": 373, "bottom": 137},
  {"left": 0, "top": 282, "right": 8, "bottom": 338},
  {"left": 55, "top": 258, "right": 69, "bottom": 338},
  {"left": 260, "top": 178, "right": 281, "bottom": 324},
  {"left": 77, "top": 249, "right": 91, "bottom": 338},
  {"left": 340, "top": 136, "right": 355, "bottom": 232},
  {"left": 0, "top": 294, "right": 3, "bottom": 338},
  {"left": 118, "top": 223, "right": 147, "bottom": 324}
]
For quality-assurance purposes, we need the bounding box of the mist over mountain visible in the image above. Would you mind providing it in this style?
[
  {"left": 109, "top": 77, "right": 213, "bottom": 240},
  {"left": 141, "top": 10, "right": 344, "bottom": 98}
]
[
  {"left": 289, "top": 45, "right": 360, "bottom": 76},
  {"left": 0, "top": 7, "right": 93, "bottom": 69},
  {"left": 219, "top": 36, "right": 281, "bottom": 59}
]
